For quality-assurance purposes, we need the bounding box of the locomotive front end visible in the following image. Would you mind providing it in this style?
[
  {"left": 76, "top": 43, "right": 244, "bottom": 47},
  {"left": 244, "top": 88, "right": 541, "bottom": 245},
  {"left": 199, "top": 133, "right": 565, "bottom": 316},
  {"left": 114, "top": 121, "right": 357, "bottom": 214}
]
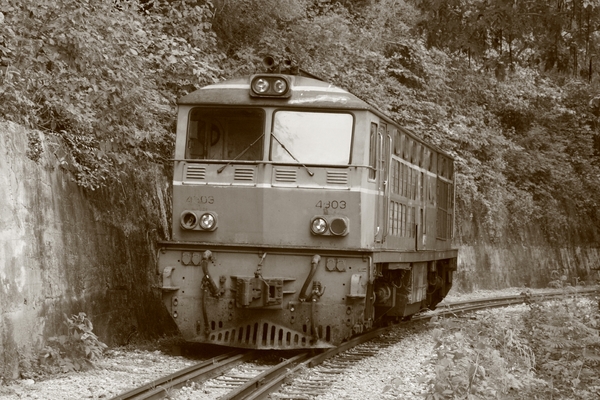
[
  {"left": 157, "top": 74, "right": 374, "bottom": 349},
  {"left": 158, "top": 69, "right": 458, "bottom": 349}
]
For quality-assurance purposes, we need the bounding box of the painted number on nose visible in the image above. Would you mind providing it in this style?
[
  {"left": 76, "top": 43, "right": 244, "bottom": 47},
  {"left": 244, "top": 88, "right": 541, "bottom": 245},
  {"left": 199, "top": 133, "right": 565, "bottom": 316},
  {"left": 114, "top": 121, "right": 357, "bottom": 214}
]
[
  {"left": 186, "top": 196, "right": 215, "bottom": 204},
  {"left": 315, "top": 200, "right": 346, "bottom": 209}
]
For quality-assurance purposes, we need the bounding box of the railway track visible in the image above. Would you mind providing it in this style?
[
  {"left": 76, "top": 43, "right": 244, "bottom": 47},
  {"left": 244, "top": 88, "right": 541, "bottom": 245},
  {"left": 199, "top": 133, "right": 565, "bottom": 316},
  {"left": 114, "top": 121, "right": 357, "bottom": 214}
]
[
  {"left": 109, "top": 350, "right": 254, "bottom": 400},
  {"left": 110, "top": 287, "right": 599, "bottom": 400},
  {"left": 434, "top": 286, "right": 598, "bottom": 316}
]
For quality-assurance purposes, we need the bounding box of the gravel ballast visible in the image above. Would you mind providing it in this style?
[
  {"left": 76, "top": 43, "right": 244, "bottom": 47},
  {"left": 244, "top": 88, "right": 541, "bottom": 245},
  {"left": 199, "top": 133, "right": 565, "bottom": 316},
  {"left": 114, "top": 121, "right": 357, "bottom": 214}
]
[{"left": 0, "top": 349, "right": 197, "bottom": 400}]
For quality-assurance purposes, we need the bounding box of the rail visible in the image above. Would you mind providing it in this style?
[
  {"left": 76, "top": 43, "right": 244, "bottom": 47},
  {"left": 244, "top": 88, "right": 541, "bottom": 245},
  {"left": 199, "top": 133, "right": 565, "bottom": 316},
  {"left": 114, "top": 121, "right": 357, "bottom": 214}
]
[{"left": 109, "top": 350, "right": 253, "bottom": 400}]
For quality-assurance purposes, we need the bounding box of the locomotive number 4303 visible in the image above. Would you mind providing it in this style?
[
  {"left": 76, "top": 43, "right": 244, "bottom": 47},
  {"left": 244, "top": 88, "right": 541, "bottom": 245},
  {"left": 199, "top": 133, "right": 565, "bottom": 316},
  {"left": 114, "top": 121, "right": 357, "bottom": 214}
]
[{"left": 315, "top": 200, "right": 347, "bottom": 209}]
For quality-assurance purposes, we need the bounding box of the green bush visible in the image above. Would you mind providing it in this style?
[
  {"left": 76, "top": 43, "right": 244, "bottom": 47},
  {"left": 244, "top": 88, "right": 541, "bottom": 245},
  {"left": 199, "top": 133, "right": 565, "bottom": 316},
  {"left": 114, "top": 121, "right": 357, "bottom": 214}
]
[
  {"left": 427, "top": 295, "right": 600, "bottom": 399},
  {"left": 0, "top": 0, "right": 221, "bottom": 189},
  {"left": 523, "top": 296, "right": 600, "bottom": 398},
  {"left": 39, "top": 313, "right": 107, "bottom": 373},
  {"left": 427, "top": 311, "right": 544, "bottom": 399}
]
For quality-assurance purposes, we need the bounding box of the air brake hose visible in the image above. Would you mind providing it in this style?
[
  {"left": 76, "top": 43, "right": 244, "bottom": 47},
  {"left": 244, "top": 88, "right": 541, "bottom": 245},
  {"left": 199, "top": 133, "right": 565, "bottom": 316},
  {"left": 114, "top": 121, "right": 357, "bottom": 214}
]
[
  {"left": 299, "top": 255, "right": 321, "bottom": 302},
  {"left": 201, "top": 284, "right": 210, "bottom": 337},
  {"left": 201, "top": 250, "right": 220, "bottom": 297}
]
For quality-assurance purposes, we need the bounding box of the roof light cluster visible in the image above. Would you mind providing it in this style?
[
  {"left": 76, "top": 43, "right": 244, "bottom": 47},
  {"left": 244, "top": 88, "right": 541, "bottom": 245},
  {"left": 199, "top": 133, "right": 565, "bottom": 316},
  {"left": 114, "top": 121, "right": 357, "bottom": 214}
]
[{"left": 250, "top": 75, "right": 291, "bottom": 98}]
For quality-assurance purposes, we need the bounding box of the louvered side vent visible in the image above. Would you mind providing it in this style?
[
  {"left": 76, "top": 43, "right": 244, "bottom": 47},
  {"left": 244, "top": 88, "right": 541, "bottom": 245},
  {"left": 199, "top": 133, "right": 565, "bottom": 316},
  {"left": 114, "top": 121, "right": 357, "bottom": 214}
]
[
  {"left": 185, "top": 165, "right": 206, "bottom": 180},
  {"left": 275, "top": 168, "right": 297, "bottom": 182},
  {"left": 327, "top": 170, "right": 348, "bottom": 184},
  {"left": 234, "top": 167, "right": 255, "bottom": 181}
]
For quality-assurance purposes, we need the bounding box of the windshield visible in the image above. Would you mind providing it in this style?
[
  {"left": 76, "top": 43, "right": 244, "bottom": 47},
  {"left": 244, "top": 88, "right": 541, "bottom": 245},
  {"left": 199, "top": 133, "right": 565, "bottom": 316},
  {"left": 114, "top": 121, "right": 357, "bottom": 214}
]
[
  {"left": 186, "top": 107, "right": 264, "bottom": 160},
  {"left": 270, "top": 111, "right": 353, "bottom": 164}
]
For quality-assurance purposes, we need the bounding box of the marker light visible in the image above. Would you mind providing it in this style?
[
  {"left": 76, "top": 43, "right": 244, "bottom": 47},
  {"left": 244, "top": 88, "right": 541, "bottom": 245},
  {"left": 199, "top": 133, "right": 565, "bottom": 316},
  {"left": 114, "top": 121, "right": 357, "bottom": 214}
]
[
  {"left": 180, "top": 211, "right": 198, "bottom": 230},
  {"left": 330, "top": 217, "right": 349, "bottom": 236},
  {"left": 199, "top": 212, "right": 217, "bottom": 231},
  {"left": 311, "top": 217, "right": 328, "bottom": 235}
]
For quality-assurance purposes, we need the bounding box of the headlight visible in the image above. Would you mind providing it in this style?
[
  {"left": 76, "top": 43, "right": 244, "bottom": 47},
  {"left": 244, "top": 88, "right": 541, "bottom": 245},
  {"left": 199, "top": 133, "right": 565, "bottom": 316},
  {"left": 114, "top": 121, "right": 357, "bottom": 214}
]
[
  {"left": 273, "top": 78, "right": 288, "bottom": 94},
  {"left": 250, "top": 75, "right": 291, "bottom": 97},
  {"left": 180, "top": 211, "right": 198, "bottom": 230},
  {"left": 252, "top": 78, "right": 269, "bottom": 94},
  {"left": 199, "top": 212, "right": 217, "bottom": 231},
  {"left": 311, "top": 217, "right": 328, "bottom": 235}
]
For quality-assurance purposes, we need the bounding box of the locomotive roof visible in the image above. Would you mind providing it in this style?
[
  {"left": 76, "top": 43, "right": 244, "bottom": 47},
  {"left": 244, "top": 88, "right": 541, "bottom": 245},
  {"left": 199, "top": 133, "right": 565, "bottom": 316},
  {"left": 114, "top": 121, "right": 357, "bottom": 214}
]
[{"left": 178, "top": 75, "right": 370, "bottom": 110}]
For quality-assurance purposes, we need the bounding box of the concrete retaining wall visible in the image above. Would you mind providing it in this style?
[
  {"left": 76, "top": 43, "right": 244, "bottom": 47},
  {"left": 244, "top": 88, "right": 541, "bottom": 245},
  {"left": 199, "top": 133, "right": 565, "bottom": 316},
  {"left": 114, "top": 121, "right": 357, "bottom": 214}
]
[
  {"left": 0, "top": 122, "right": 175, "bottom": 379},
  {"left": 455, "top": 243, "right": 600, "bottom": 292}
]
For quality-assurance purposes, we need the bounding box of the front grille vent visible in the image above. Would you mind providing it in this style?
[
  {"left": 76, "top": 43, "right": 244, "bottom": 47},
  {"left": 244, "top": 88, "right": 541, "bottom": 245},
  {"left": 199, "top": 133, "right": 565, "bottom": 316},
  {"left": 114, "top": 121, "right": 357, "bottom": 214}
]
[
  {"left": 185, "top": 165, "right": 206, "bottom": 180},
  {"left": 207, "top": 321, "right": 332, "bottom": 348},
  {"left": 275, "top": 168, "right": 297, "bottom": 182},
  {"left": 234, "top": 167, "right": 254, "bottom": 181},
  {"left": 326, "top": 170, "right": 348, "bottom": 184}
]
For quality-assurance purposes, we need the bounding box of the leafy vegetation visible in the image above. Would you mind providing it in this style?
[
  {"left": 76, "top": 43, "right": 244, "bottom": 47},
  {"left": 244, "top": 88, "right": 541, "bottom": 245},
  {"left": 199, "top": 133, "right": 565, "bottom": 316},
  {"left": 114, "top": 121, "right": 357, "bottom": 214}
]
[
  {"left": 0, "top": 0, "right": 221, "bottom": 189},
  {"left": 415, "top": 0, "right": 600, "bottom": 77},
  {"left": 1, "top": 0, "right": 600, "bottom": 243},
  {"left": 39, "top": 313, "right": 107, "bottom": 373},
  {"left": 427, "top": 294, "right": 600, "bottom": 399}
]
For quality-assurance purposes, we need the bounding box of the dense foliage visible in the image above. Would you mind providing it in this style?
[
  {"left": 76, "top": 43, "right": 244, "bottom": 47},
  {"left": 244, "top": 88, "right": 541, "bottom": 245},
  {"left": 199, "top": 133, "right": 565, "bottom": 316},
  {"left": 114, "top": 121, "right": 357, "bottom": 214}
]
[
  {"left": 0, "top": 0, "right": 222, "bottom": 189},
  {"left": 415, "top": 0, "right": 600, "bottom": 77},
  {"left": 39, "top": 313, "right": 107, "bottom": 373},
  {"left": 1, "top": 0, "right": 600, "bottom": 244},
  {"left": 427, "top": 294, "right": 600, "bottom": 399}
]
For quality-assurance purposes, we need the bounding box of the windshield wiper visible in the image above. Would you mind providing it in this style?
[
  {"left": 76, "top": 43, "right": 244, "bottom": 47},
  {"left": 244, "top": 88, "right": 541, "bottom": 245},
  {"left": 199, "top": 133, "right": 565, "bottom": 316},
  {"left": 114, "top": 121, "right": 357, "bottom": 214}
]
[
  {"left": 271, "top": 132, "right": 314, "bottom": 176},
  {"left": 217, "top": 133, "right": 265, "bottom": 174}
]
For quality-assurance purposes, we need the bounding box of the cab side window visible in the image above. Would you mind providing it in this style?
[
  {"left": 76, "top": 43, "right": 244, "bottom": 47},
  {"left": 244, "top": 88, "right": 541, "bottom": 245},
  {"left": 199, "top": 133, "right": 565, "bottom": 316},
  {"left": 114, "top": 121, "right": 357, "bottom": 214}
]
[{"left": 369, "top": 122, "right": 377, "bottom": 180}]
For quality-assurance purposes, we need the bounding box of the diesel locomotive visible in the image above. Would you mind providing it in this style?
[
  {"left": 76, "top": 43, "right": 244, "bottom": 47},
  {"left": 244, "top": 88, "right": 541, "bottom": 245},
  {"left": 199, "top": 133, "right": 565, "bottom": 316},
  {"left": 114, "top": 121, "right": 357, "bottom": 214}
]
[{"left": 157, "top": 59, "right": 458, "bottom": 349}]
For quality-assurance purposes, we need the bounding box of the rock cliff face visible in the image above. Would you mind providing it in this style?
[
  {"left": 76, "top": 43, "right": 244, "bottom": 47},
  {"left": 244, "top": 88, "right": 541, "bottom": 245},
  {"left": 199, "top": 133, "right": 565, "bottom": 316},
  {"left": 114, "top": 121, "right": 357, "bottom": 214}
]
[
  {"left": 454, "top": 201, "right": 600, "bottom": 292},
  {"left": 454, "top": 243, "right": 600, "bottom": 292},
  {"left": 0, "top": 122, "right": 176, "bottom": 379},
  {"left": 1, "top": 121, "right": 599, "bottom": 380}
]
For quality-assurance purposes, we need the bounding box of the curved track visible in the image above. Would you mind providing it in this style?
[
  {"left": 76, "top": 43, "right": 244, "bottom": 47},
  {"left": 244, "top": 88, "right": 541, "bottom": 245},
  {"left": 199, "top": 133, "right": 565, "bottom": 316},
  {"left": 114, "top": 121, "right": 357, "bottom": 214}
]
[
  {"left": 110, "top": 287, "right": 599, "bottom": 400},
  {"left": 433, "top": 287, "right": 598, "bottom": 316}
]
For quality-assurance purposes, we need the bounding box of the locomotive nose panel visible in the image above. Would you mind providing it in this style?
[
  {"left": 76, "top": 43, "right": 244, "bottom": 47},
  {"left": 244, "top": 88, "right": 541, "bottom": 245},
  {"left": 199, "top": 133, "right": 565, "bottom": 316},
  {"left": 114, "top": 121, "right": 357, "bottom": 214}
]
[
  {"left": 172, "top": 178, "right": 360, "bottom": 248},
  {"left": 158, "top": 246, "right": 371, "bottom": 349}
]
